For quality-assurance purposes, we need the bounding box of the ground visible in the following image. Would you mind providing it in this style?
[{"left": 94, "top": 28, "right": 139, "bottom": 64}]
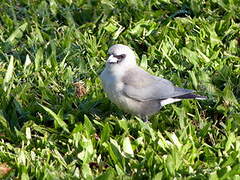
[{"left": 0, "top": 0, "right": 240, "bottom": 179}]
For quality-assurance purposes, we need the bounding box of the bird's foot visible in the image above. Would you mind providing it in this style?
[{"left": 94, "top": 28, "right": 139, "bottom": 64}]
[{"left": 141, "top": 116, "right": 148, "bottom": 122}]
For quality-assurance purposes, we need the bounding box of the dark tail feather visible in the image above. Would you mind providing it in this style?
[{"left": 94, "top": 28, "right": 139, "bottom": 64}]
[{"left": 174, "top": 93, "right": 207, "bottom": 100}]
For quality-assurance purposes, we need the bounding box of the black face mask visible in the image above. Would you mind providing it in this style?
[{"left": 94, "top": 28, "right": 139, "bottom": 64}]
[{"left": 108, "top": 54, "right": 126, "bottom": 64}]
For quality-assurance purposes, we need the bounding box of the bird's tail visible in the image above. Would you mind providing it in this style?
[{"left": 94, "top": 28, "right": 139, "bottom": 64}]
[{"left": 174, "top": 93, "right": 207, "bottom": 100}]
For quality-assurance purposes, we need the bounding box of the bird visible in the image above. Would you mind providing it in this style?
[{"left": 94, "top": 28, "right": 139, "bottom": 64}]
[{"left": 100, "top": 44, "right": 207, "bottom": 122}]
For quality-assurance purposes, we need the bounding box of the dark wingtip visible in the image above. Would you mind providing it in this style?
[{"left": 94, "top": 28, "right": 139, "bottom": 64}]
[
  {"left": 174, "top": 94, "right": 207, "bottom": 100},
  {"left": 195, "top": 95, "right": 208, "bottom": 100}
]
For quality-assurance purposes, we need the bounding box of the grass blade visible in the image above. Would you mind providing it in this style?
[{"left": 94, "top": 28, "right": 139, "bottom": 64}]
[
  {"left": 6, "top": 22, "right": 28, "bottom": 43},
  {"left": 39, "top": 104, "right": 69, "bottom": 133},
  {"left": 3, "top": 56, "right": 14, "bottom": 92}
]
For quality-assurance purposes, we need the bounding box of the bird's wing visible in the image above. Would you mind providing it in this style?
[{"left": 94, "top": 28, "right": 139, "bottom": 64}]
[{"left": 122, "top": 67, "right": 194, "bottom": 101}]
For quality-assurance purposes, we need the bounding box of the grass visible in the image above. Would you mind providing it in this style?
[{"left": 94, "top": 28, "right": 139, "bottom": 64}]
[{"left": 0, "top": 0, "right": 240, "bottom": 179}]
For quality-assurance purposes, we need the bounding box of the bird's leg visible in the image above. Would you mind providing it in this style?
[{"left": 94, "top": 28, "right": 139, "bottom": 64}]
[{"left": 141, "top": 115, "right": 148, "bottom": 122}]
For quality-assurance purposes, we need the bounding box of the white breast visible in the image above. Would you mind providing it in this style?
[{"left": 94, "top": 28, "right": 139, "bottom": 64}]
[{"left": 100, "top": 68, "right": 138, "bottom": 114}]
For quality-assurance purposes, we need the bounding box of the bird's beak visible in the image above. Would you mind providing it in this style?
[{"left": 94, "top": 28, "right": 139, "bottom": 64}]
[{"left": 107, "top": 55, "right": 118, "bottom": 64}]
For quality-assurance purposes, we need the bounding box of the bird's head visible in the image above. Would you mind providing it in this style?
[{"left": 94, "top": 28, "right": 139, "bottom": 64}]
[{"left": 106, "top": 44, "right": 136, "bottom": 70}]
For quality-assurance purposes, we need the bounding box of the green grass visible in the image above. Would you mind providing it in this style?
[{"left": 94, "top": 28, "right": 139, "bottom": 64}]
[{"left": 0, "top": 0, "right": 240, "bottom": 179}]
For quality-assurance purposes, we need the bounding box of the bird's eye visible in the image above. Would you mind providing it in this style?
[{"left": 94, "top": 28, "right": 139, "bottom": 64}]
[{"left": 114, "top": 54, "right": 126, "bottom": 59}]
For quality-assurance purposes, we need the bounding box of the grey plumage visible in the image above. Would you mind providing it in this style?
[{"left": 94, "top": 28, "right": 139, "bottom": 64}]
[
  {"left": 122, "top": 67, "right": 195, "bottom": 101},
  {"left": 100, "top": 44, "right": 207, "bottom": 121}
]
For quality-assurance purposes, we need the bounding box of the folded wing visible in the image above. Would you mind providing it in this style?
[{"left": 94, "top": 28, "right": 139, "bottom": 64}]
[{"left": 122, "top": 67, "right": 194, "bottom": 101}]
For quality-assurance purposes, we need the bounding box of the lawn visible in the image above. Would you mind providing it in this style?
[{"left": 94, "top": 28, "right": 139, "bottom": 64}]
[{"left": 0, "top": 0, "right": 240, "bottom": 179}]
